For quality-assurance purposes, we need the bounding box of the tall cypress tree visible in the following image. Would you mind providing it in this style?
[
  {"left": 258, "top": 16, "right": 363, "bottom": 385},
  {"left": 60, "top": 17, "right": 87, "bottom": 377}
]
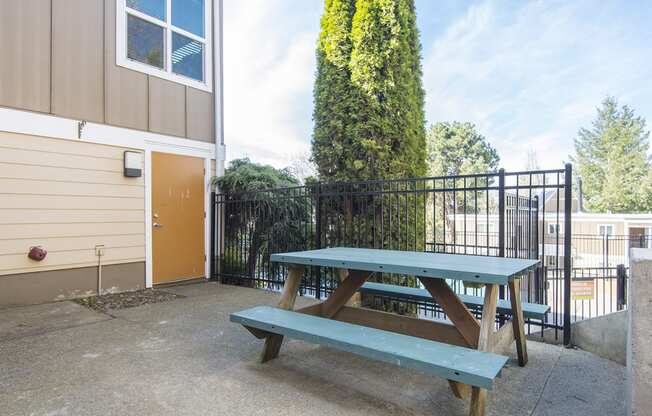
[
  {"left": 312, "top": 0, "right": 359, "bottom": 182},
  {"left": 312, "top": 0, "right": 426, "bottom": 182}
]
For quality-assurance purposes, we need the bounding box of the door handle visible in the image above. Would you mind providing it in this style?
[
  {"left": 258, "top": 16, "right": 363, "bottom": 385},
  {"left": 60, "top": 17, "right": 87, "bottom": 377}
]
[{"left": 153, "top": 222, "right": 163, "bottom": 228}]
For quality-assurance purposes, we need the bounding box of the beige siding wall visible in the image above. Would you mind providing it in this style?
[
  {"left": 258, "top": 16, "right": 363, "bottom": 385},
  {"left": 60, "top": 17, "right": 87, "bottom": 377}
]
[
  {"left": 0, "top": 0, "right": 215, "bottom": 143},
  {"left": 52, "top": 0, "right": 105, "bottom": 123},
  {"left": 556, "top": 219, "right": 626, "bottom": 236},
  {"left": 104, "top": 0, "right": 150, "bottom": 131},
  {"left": 149, "top": 77, "right": 187, "bottom": 137},
  {"left": 0, "top": 0, "right": 51, "bottom": 113},
  {"left": 187, "top": 88, "right": 215, "bottom": 142},
  {"left": 0, "top": 132, "right": 145, "bottom": 276}
]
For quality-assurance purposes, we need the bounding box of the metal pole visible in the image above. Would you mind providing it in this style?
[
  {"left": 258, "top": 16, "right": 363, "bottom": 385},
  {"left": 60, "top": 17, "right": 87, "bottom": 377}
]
[
  {"left": 533, "top": 196, "right": 541, "bottom": 303},
  {"left": 210, "top": 191, "right": 216, "bottom": 280},
  {"left": 315, "top": 183, "right": 322, "bottom": 300},
  {"left": 563, "top": 163, "right": 573, "bottom": 346},
  {"left": 498, "top": 169, "right": 506, "bottom": 301},
  {"left": 498, "top": 169, "right": 505, "bottom": 258},
  {"left": 616, "top": 264, "right": 626, "bottom": 310}
]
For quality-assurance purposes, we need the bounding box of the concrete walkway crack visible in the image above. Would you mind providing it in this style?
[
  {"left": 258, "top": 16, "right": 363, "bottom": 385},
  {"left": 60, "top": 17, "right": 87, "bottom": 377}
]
[
  {"left": 0, "top": 316, "right": 114, "bottom": 344},
  {"left": 528, "top": 349, "right": 564, "bottom": 416}
]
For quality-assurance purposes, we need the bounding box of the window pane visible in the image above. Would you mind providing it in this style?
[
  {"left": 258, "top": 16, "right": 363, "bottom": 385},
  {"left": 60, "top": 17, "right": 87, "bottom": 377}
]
[
  {"left": 127, "top": 0, "right": 165, "bottom": 21},
  {"left": 172, "top": 32, "right": 203, "bottom": 81},
  {"left": 127, "top": 15, "right": 165, "bottom": 69},
  {"left": 172, "top": 0, "right": 204, "bottom": 37}
]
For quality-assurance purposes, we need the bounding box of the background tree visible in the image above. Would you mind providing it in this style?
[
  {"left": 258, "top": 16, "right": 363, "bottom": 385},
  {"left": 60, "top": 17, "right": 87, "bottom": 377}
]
[
  {"left": 572, "top": 96, "right": 652, "bottom": 213},
  {"left": 427, "top": 121, "right": 499, "bottom": 177},
  {"left": 213, "top": 158, "right": 309, "bottom": 284},
  {"left": 312, "top": 0, "right": 426, "bottom": 182},
  {"left": 426, "top": 121, "right": 500, "bottom": 246}
]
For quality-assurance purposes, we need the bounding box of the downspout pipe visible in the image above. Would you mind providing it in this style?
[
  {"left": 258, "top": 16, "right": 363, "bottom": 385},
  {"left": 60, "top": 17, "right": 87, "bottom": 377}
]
[{"left": 213, "top": 0, "right": 226, "bottom": 177}]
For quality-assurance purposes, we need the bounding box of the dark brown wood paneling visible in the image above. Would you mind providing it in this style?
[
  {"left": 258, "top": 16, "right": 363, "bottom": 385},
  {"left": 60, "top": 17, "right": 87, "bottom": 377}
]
[
  {"left": 52, "top": 0, "right": 104, "bottom": 122},
  {"left": 0, "top": 262, "right": 145, "bottom": 307},
  {"left": 0, "top": 0, "right": 51, "bottom": 113},
  {"left": 149, "top": 77, "right": 186, "bottom": 137},
  {"left": 186, "top": 87, "right": 214, "bottom": 143},
  {"left": 104, "top": 0, "right": 149, "bottom": 130}
]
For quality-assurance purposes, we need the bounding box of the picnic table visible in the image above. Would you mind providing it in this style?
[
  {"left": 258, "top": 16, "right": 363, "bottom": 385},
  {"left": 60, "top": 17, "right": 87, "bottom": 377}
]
[{"left": 231, "top": 247, "right": 542, "bottom": 416}]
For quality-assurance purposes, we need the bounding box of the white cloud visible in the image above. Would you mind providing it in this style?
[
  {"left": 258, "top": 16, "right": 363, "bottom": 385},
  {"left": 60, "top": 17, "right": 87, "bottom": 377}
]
[
  {"left": 422, "top": 0, "right": 652, "bottom": 171},
  {"left": 222, "top": 0, "right": 320, "bottom": 168},
  {"left": 223, "top": 0, "right": 652, "bottom": 173}
]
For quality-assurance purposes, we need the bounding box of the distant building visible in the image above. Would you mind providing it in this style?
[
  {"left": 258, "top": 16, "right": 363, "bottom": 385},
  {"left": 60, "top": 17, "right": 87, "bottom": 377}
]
[{"left": 540, "top": 187, "right": 652, "bottom": 268}]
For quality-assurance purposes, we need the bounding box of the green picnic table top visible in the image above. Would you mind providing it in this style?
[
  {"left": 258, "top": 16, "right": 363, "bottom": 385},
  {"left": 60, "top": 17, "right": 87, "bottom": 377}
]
[{"left": 271, "top": 247, "right": 539, "bottom": 285}]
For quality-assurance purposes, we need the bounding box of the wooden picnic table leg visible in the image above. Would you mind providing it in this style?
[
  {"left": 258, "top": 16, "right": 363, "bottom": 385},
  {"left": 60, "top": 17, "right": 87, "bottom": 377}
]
[
  {"left": 419, "top": 278, "right": 480, "bottom": 348},
  {"left": 337, "top": 268, "right": 362, "bottom": 307},
  {"left": 260, "top": 265, "right": 304, "bottom": 363},
  {"left": 469, "top": 283, "right": 499, "bottom": 416},
  {"left": 419, "top": 277, "right": 480, "bottom": 400},
  {"left": 321, "top": 269, "right": 373, "bottom": 318},
  {"left": 508, "top": 279, "right": 528, "bottom": 366}
]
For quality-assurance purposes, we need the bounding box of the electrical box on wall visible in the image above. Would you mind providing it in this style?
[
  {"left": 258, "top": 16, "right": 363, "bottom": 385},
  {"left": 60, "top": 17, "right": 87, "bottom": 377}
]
[{"left": 124, "top": 151, "right": 142, "bottom": 177}]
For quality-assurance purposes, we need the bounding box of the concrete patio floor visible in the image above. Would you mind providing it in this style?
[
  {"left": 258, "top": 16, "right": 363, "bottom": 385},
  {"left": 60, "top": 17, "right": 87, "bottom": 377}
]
[{"left": 0, "top": 282, "right": 625, "bottom": 416}]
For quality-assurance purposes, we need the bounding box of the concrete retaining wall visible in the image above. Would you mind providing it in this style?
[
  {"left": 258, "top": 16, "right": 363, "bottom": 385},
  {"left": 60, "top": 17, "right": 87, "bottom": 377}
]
[
  {"left": 628, "top": 248, "right": 652, "bottom": 416},
  {"left": 572, "top": 310, "right": 627, "bottom": 365}
]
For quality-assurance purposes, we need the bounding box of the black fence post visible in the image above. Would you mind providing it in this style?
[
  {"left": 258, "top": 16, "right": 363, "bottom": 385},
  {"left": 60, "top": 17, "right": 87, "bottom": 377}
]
[
  {"left": 315, "top": 183, "right": 322, "bottom": 300},
  {"left": 210, "top": 191, "right": 216, "bottom": 280},
  {"left": 616, "top": 264, "right": 627, "bottom": 310},
  {"left": 498, "top": 169, "right": 506, "bottom": 301},
  {"left": 563, "top": 163, "right": 573, "bottom": 346},
  {"left": 532, "top": 195, "right": 542, "bottom": 303}
]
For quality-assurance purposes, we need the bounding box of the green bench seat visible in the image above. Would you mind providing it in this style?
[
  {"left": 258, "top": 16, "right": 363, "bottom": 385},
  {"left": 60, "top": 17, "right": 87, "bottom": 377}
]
[
  {"left": 360, "top": 282, "right": 550, "bottom": 320},
  {"left": 231, "top": 305, "right": 508, "bottom": 390}
]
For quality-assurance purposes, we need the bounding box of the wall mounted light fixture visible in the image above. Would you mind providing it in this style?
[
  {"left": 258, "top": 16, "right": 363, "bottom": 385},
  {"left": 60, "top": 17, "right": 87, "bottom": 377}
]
[{"left": 124, "top": 151, "right": 143, "bottom": 177}]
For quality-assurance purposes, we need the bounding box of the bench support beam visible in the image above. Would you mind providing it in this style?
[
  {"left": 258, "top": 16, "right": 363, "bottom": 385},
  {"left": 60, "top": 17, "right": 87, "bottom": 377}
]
[
  {"left": 321, "top": 270, "right": 373, "bottom": 318},
  {"left": 449, "top": 380, "right": 472, "bottom": 399},
  {"left": 332, "top": 306, "right": 469, "bottom": 347},
  {"left": 470, "top": 283, "right": 499, "bottom": 416},
  {"left": 508, "top": 279, "right": 528, "bottom": 366},
  {"left": 260, "top": 265, "right": 304, "bottom": 363},
  {"left": 295, "top": 303, "right": 322, "bottom": 316},
  {"left": 492, "top": 319, "right": 515, "bottom": 354},
  {"left": 244, "top": 326, "right": 272, "bottom": 339},
  {"left": 419, "top": 278, "right": 480, "bottom": 348}
]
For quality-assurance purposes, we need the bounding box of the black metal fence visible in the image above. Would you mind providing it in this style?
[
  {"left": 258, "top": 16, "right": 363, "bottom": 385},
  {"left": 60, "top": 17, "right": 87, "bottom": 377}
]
[
  {"left": 555, "top": 234, "right": 648, "bottom": 322},
  {"left": 211, "top": 165, "right": 574, "bottom": 343}
]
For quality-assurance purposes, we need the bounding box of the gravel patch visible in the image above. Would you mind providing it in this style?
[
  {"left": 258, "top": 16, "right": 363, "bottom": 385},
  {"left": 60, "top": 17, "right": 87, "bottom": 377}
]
[{"left": 74, "top": 289, "right": 184, "bottom": 313}]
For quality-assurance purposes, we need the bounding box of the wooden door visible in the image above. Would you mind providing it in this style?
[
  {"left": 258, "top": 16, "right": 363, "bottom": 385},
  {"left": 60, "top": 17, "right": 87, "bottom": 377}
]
[{"left": 152, "top": 152, "right": 205, "bottom": 284}]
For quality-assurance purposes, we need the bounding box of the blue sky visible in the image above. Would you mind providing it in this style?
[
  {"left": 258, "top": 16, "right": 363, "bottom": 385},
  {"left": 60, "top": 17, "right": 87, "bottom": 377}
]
[{"left": 223, "top": 0, "right": 652, "bottom": 172}]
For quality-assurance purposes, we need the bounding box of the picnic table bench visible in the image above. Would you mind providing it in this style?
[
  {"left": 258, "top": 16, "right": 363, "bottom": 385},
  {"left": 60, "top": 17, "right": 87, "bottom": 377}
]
[
  {"left": 231, "top": 247, "right": 541, "bottom": 416},
  {"left": 359, "top": 282, "right": 549, "bottom": 320}
]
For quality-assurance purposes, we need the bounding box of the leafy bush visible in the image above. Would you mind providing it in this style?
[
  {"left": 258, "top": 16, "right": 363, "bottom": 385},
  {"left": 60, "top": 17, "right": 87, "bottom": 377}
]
[{"left": 213, "top": 159, "right": 311, "bottom": 281}]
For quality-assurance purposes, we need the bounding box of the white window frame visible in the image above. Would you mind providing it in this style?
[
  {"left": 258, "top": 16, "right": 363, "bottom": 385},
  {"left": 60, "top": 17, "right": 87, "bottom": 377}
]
[
  {"left": 598, "top": 224, "right": 614, "bottom": 236},
  {"left": 116, "top": 0, "right": 213, "bottom": 92}
]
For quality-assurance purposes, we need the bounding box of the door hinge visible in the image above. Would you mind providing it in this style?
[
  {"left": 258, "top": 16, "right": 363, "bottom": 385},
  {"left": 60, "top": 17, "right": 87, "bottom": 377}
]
[{"left": 204, "top": 254, "right": 207, "bottom": 261}]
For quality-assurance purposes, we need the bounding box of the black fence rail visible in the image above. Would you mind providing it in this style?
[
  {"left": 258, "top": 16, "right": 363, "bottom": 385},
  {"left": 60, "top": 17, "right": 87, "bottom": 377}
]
[
  {"left": 548, "top": 234, "right": 649, "bottom": 322},
  {"left": 211, "top": 165, "right": 573, "bottom": 343}
]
